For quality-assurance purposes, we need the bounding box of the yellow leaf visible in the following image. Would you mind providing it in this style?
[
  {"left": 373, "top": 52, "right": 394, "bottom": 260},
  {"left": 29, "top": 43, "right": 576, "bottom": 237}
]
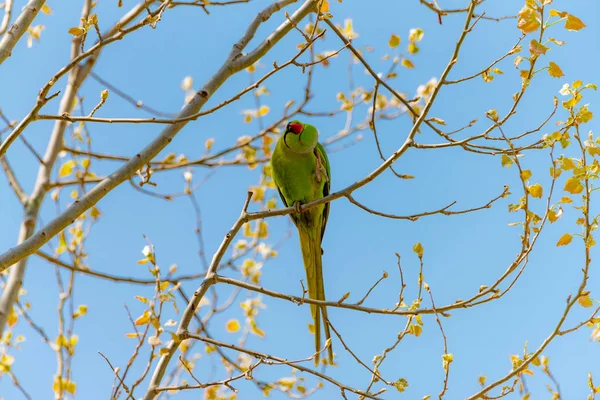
[
  {"left": 409, "top": 324, "right": 422, "bottom": 337},
  {"left": 548, "top": 208, "right": 562, "bottom": 223},
  {"left": 258, "top": 105, "right": 270, "bottom": 117},
  {"left": 541, "top": 356, "right": 550, "bottom": 368},
  {"left": 549, "top": 10, "right": 567, "bottom": 17},
  {"left": 205, "top": 138, "right": 215, "bottom": 151},
  {"left": 527, "top": 184, "right": 543, "bottom": 198},
  {"left": 561, "top": 157, "right": 576, "bottom": 170},
  {"left": 556, "top": 233, "right": 572, "bottom": 246},
  {"left": 125, "top": 332, "right": 140, "bottom": 338},
  {"left": 178, "top": 339, "right": 190, "bottom": 353},
  {"left": 7, "top": 308, "right": 17, "bottom": 327},
  {"left": 408, "top": 28, "right": 424, "bottom": 42},
  {"left": 135, "top": 310, "right": 151, "bottom": 326},
  {"left": 389, "top": 34, "right": 401, "bottom": 48},
  {"left": 339, "top": 18, "right": 358, "bottom": 39},
  {"left": 73, "top": 304, "right": 88, "bottom": 319},
  {"left": 548, "top": 62, "right": 564, "bottom": 78},
  {"left": 578, "top": 106, "right": 593, "bottom": 123},
  {"left": 59, "top": 160, "right": 77, "bottom": 177},
  {"left": 90, "top": 206, "right": 101, "bottom": 220},
  {"left": 56, "top": 334, "right": 67, "bottom": 348},
  {"left": 520, "top": 170, "right": 532, "bottom": 181},
  {"left": 514, "top": 56, "right": 524, "bottom": 68},
  {"left": 565, "top": 14, "right": 586, "bottom": 31},
  {"left": 578, "top": 294, "right": 593, "bottom": 308},
  {"left": 394, "top": 378, "right": 409, "bottom": 392},
  {"left": 413, "top": 242, "right": 424, "bottom": 258},
  {"left": 529, "top": 39, "right": 548, "bottom": 56},
  {"left": 401, "top": 58, "right": 414, "bottom": 68},
  {"left": 243, "top": 222, "right": 253, "bottom": 238},
  {"left": 226, "top": 319, "right": 241, "bottom": 333},
  {"left": 70, "top": 335, "right": 79, "bottom": 348},
  {"left": 517, "top": 6, "right": 540, "bottom": 34},
  {"left": 564, "top": 177, "right": 584, "bottom": 194},
  {"left": 245, "top": 63, "right": 257, "bottom": 73},
  {"left": 65, "top": 380, "right": 76, "bottom": 395},
  {"left": 408, "top": 43, "right": 419, "bottom": 54},
  {"left": 486, "top": 109, "right": 498, "bottom": 121},
  {"left": 319, "top": 0, "right": 329, "bottom": 13},
  {"left": 501, "top": 154, "right": 513, "bottom": 167},
  {"left": 521, "top": 369, "right": 534, "bottom": 376},
  {"left": 68, "top": 27, "right": 86, "bottom": 37},
  {"left": 257, "top": 221, "right": 268, "bottom": 238},
  {"left": 249, "top": 319, "right": 265, "bottom": 337},
  {"left": 41, "top": 4, "right": 52, "bottom": 14},
  {"left": 548, "top": 37, "right": 564, "bottom": 46},
  {"left": 478, "top": 376, "right": 486, "bottom": 385}
]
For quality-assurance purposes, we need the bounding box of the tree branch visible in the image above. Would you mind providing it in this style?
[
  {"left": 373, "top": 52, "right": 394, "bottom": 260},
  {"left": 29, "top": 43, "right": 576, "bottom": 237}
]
[
  {"left": 0, "top": 0, "right": 45, "bottom": 65},
  {"left": 0, "top": 155, "right": 27, "bottom": 203},
  {"left": 0, "top": 0, "right": 13, "bottom": 36}
]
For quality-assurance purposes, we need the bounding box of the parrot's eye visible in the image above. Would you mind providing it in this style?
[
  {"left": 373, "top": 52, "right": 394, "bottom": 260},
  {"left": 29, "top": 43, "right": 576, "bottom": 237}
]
[{"left": 287, "top": 123, "right": 304, "bottom": 135}]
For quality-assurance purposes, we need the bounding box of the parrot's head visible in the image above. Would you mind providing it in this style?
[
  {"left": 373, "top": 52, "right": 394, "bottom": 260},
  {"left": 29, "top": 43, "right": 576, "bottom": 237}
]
[{"left": 283, "top": 120, "right": 319, "bottom": 153}]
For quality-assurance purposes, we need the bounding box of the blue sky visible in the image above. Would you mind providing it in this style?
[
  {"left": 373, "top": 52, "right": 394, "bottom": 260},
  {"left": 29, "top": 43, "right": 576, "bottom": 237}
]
[{"left": 1, "top": 0, "right": 599, "bottom": 398}]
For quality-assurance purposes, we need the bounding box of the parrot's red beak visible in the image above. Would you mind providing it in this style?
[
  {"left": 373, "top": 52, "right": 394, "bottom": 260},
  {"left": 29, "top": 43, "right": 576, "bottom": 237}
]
[{"left": 287, "top": 123, "right": 304, "bottom": 135}]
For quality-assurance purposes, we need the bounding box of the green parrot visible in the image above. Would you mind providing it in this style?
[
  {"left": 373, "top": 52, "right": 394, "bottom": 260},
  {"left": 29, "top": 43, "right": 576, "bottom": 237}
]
[{"left": 270, "top": 119, "right": 333, "bottom": 365}]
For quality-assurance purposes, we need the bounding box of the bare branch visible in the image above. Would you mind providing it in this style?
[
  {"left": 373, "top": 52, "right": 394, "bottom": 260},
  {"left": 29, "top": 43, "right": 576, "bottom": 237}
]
[
  {"left": 0, "top": 0, "right": 45, "bottom": 65},
  {"left": 0, "top": 155, "right": 27, "bottom": 203},
  {"left": 89, "top": 71, "right": 175, "bottom": 117},
  {"left": 0, "top": 0, "right": 13, "bottom": 36},
  {"left": 35, "top": 250, "right": 204, "bottom": 285},
  {"left": 346, "top": 185, "right": 508, "bottom": 221}
]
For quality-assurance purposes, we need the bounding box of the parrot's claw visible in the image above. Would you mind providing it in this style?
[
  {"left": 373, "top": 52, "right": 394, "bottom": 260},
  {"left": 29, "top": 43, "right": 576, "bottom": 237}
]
[{"left": 293, "top": 201, "right": 303, "bottom": 214}]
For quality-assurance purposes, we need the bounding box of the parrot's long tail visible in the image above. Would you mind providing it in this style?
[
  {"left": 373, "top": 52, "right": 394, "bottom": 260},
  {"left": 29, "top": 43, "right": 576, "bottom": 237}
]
[{"left": 298, "top": 227, "right": 333, "bottom": 366}]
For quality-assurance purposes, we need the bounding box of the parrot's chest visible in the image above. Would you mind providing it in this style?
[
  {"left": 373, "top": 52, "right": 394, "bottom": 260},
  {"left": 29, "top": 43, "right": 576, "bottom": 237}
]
[{"left": 272, "top": 150, "right": 322, "bottom": 203}]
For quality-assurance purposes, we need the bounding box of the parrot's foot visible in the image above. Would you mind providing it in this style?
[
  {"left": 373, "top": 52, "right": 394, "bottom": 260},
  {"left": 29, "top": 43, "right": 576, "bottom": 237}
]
[
  {"left": 315, "top": 151, "right": 329, "bottom": 184},
  {"left": 293, "top": 201, "right": 303, "bottom": 214}
]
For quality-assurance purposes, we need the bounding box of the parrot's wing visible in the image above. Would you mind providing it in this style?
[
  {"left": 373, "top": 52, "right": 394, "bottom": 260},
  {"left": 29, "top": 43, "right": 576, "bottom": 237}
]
[{"left": 315, "top": 142, "right": 330, "bottom": 244}]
